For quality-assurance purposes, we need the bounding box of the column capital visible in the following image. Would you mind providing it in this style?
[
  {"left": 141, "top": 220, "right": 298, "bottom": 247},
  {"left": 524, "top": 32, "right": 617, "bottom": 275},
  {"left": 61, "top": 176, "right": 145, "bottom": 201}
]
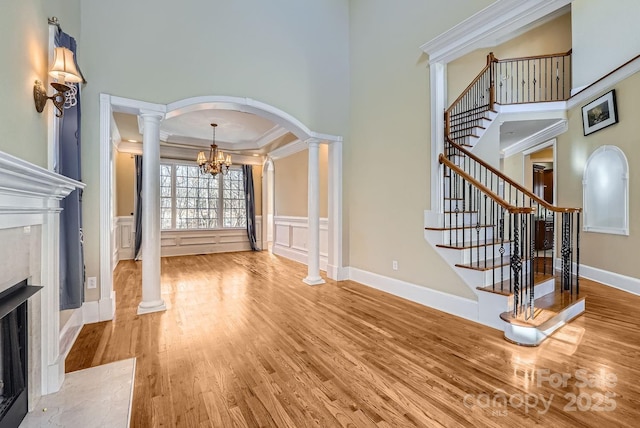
[
  {"left": 305, "top": 137, "right": 322, "bottom": 147},
  {"left": 138, "top": 109, "right": 165, "bottom": 122}
]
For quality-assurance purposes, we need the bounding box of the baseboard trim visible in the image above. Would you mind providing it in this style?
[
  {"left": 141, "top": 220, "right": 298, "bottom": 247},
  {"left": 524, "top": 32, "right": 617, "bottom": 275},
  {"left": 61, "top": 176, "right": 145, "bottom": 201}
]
[
  {"left": 347, "top": 267, "right": 479, "bottom": 323},
  {"left": 327, "top": 264, "right": 349, "bottom": 281},
  {"left": 59, "top": 307, "right": 84, "bottom": 361},
  {"left": 559, "top": 260, "right": 640, "bottom": 296},
  {"left": 82, "top": 301, "right": 100, "bottom": 324},
  {"left": 272, "top": 244, "right": 328, "bottom": 272}
]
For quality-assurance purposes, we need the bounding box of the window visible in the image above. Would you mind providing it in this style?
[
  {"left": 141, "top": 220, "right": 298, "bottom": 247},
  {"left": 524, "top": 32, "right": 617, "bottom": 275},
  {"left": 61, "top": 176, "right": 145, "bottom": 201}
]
[{"left": 160, "top": 162, "right": 246, "bottom": 230}]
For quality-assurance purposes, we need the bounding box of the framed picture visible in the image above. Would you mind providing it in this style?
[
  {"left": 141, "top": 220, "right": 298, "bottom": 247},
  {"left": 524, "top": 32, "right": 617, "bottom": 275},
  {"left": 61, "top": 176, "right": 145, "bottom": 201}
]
[{"left": 582, "top": 90, "right": 618, "bottom": 136}]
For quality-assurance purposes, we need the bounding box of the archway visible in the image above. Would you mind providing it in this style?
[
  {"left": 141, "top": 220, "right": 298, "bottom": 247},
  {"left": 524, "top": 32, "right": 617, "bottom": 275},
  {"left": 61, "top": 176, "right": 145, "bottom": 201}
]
[{"left": 99, "top": 95, "right": 343, "bottom": 318}]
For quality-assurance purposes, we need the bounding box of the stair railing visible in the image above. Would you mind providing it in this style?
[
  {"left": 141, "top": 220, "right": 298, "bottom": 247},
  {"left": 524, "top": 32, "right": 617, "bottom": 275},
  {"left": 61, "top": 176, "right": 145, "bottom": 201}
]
[
  {"left": 440, "top": 153, "right": 537, "bottom": 318},
  {"left": 494, "top": 50, "right": 572, "bottom": 104},
  {"left": 442, "top": 138, "right": 582, "bottom": 318},
  {"left": 444, "top": 53, "right": 496, "bottom": 145}
]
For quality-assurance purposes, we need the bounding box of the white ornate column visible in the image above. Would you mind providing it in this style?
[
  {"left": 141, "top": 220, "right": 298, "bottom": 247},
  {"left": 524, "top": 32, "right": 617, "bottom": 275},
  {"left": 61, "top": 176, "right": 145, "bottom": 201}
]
[
  {"left": 137, "top": 111, "right": 167, "bottom": 314},
  {"left": 303, "top": 139, "right": 325, "bottom": 285}
]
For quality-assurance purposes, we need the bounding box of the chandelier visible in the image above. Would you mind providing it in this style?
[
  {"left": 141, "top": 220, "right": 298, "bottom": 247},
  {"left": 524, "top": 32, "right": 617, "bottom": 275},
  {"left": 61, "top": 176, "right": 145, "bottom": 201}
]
[{"left": 196, "top": 123, "right": 232, "bottom": 176}]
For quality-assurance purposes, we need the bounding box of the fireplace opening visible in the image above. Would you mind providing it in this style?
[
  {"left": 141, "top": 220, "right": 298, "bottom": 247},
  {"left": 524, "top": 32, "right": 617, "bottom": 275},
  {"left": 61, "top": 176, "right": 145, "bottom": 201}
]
[{"left": 0, "top": 280, "right": 41, "bottom": 428}]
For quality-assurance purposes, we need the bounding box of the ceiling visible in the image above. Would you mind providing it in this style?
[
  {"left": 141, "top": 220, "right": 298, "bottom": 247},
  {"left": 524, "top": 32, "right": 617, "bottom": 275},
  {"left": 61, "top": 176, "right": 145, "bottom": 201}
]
[
  {"left": 499, "top": 119, "right": 564, "bottom": 151},
  {"left": 113, "top": 109, "right": 298, "bottom": 156}
]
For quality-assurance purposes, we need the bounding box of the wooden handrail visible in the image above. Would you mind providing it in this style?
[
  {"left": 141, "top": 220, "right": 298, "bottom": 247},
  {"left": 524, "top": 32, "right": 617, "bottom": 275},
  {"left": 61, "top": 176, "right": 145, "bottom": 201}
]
[
  {"left": 439, "top": 154, "right": 532, "bottom": 214},
  {"left": 444, "top": 63, "right": 492, "bottom": 116},
  {"left": 494, "top": 49, "right": 572, "bottom": 63},
  {"left": 445, "top": 137, "right": 581, "bottom": 213}
]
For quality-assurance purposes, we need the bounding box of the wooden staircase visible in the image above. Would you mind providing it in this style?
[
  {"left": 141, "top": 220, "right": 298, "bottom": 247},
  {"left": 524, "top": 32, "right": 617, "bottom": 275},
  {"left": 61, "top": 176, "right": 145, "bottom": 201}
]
[{"left": 427, "top": 51, "right": 582, "bottom": 346}]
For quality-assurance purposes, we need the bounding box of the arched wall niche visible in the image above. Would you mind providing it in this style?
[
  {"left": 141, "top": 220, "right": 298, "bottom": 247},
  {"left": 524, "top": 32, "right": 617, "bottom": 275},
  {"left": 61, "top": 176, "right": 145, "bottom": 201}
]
[{"left": 583, "top": 145, "right": 629, "bottom": 235}]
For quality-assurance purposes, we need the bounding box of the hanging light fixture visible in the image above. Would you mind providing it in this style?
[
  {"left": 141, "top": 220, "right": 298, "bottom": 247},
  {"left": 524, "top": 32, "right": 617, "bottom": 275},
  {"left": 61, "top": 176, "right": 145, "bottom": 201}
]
[{"left": 196, "top": 123, "right": 232, "bottom": 176}]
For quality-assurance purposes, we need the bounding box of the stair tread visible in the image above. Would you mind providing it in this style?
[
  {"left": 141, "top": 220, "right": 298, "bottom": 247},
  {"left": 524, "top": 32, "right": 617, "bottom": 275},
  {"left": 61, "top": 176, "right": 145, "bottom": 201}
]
[
  {"left": 476, "top": 272, "right": 554, "bottom": 296},
  {"left": 451, "top": 124, "right": 486, "bottom": 133},
  {"left": 500, "top": 284, "right": 584, "bottom": 328},
  {"left": 436, "top": 239, "right": 508, "bottom": 250}
]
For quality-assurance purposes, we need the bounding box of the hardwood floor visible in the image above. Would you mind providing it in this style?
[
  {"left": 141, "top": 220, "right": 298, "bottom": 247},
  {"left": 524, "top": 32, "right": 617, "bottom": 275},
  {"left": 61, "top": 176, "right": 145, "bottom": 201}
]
[{"left": 66, "top": 252, "right": 640, "bottom": 427}]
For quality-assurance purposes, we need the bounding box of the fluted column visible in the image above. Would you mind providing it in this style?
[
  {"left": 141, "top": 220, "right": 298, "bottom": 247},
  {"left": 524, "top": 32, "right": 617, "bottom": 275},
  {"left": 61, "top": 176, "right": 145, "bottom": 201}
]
[
  {"left": 303, "top": 139, "right": 325, "bottom": 285},
  {"left": 137, "top": 110, "right": 167, "bottom": 314}
]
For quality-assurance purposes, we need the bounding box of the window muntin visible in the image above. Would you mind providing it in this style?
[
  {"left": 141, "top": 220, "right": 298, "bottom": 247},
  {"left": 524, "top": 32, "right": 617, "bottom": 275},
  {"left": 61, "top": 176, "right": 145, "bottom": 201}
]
[{"left": 160, "top": 163, "right": 246, "bottom": 230}]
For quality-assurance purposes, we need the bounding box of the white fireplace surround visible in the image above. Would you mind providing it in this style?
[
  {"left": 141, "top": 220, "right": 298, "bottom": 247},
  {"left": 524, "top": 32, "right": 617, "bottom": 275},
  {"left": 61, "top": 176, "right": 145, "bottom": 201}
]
[{"left": 0, "top": 151, "right": 85, "bottom": 408}]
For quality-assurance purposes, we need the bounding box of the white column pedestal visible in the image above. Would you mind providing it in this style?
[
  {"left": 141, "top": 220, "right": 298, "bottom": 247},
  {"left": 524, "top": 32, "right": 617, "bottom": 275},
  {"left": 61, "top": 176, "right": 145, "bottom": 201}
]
[
  {"left": 303, "top": 140, "right": 325, "bottom": 286},
  {"left": 137, "top": 111, "right": 166, "bottom": 315}
]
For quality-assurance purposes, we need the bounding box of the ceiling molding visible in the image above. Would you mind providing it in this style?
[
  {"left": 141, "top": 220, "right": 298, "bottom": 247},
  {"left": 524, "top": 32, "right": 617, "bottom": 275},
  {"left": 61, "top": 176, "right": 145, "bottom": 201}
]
[
  {"left": 269, "top": 140, "right": 306, "bottom": 160},
  {"left": 420, "top": 0, "right": 572, "bottom": 64},
  {"left": 254, "top": 125, "right": 288, "bottom": 148},
  {"left": 502, "top": 119, "right": 567, "bottom": 158}
]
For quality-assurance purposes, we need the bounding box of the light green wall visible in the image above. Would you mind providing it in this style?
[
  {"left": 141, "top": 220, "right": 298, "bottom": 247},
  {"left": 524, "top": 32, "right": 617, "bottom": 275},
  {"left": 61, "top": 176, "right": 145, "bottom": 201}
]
[
  {"left": 572, "top": 0, "right": 640, "bottom": 89},
  {"left": 347, "top": 0, "right": 493, "bottom": 299},
  {"left": 78, "top": 0, "right": 350, "bottom": 297},
  {"left": 0, "top": 0, "right": 80, "bottom": 167},
  {"left": 557, "top": 72, "right": 640, "bottom": 278}
]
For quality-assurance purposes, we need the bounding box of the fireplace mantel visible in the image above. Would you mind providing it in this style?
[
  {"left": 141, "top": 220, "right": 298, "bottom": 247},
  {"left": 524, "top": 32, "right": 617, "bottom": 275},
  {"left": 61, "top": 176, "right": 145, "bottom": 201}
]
[{"left": 0, "top": 150, "right": 85, "bottom": 407}]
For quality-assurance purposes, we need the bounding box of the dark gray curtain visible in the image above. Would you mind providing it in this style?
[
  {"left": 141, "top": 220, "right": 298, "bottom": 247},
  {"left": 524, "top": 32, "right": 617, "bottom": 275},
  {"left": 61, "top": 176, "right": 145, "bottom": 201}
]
[
  {"left": 242, "top": 165, "right": 259, "bottom": 251},
  {"left": 134, "top": 155, "right": 143, "bottom": 260},
  {"left": 56, "top": 30, "right": 84, "bottom": 310}
]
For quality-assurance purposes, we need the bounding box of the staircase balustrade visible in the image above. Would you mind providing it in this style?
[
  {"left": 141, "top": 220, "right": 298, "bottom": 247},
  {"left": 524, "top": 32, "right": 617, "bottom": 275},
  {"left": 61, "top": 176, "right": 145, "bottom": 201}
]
[{"left": 440, "top": 50, "right": 580, "bottom": 320}]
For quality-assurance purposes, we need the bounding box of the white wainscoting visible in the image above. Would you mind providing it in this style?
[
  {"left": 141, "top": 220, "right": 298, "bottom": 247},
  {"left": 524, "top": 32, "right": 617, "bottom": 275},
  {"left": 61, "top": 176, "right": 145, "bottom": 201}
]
[
  {"left": 272, "top": 216, "right": 328, "bottom": 270},
  {"left": 116, "top": 216, "right": 135, "bottom": 263},
  {"left": 113, "top": 216, "right": 262, "bottom": 261}
]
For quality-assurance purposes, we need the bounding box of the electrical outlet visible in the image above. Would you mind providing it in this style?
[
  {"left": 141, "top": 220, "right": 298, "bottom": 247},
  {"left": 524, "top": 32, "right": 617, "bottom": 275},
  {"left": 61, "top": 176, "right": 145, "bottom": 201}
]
[
  {"left": 392, "top": 260, "right": 398, "bottom": 271},
  {"left": 87, "top": 277, "right": 97, "bottom": 289}
]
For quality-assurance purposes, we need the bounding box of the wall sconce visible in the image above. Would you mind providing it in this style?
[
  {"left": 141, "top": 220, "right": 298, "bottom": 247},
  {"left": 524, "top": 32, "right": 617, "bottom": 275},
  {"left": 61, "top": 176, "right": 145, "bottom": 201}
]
[{"left": 33, "top": 47, "right": 82, "bottom": 118}]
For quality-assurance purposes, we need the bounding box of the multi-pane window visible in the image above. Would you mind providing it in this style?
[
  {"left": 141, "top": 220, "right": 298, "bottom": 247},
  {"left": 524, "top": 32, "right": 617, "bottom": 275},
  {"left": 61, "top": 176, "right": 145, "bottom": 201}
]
[
  {"left": 160, "top": 163, "right": 246, "bottom": 230},
  {"left": 223, "top": 169, "right": 247, "bottom": 228}
]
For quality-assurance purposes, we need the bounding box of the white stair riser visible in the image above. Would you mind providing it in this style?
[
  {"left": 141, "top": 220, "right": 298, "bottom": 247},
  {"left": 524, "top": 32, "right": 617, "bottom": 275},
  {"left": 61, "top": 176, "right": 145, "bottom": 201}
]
[
  {"left": 435, "top": 226, "right": 495, "bottom": 244},
  {"left": 477, "top": 277, "right": 556, "bottom": 330},
  {"left": 457, "top": 259, "right": 533, "bottom": 288},
  {"left": 443, "top": 212, "right": 478, "bottom": 227},
  {"left": 502, "top": 299, "right": 585, "bottom": 346},
  {"left": 439, "top": 242, "right": 511, "bottom": 265}
]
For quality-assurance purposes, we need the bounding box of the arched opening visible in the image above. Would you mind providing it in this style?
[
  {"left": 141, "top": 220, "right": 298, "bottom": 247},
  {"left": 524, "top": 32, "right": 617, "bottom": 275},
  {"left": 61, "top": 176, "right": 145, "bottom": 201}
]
[{"left": 99, "top": 95, "right": 343, "bottom": 319}]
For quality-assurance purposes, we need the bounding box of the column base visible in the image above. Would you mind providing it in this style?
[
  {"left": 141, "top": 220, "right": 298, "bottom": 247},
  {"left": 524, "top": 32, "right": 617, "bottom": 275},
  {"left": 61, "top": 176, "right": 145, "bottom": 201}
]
[
  {"left": 303, "top": 276, "right": 325, "bottom": 286},
  {"left": 137, "top": 300, "right": 167, "bottom": 315}
]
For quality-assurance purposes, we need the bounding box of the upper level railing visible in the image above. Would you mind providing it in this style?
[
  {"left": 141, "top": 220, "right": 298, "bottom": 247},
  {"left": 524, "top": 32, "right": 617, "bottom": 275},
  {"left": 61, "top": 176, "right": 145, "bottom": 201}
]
[
  {"left": 445, "top": 51, "right": 572, "bottom": 145},
  {"left": 495, "top": 50, "right": 572, "bottom": 104}
]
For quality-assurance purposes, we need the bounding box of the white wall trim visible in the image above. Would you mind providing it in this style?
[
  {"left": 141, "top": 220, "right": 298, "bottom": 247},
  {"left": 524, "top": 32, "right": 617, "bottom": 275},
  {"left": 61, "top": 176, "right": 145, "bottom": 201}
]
[
  {"left": 420, "top": 0, "right": 571, "bottom": 64},
  {"left": 82, "top": 301, "right": 100, "bottom": 324},
  {"left": 348, "top": 267, "right": 479, "bottom": 323},
  {"left": 272, "top": 216, "right": 329, "bottom": 271},
  {"left": 59, "top": 308, "right": 83, "bottom": 361}
]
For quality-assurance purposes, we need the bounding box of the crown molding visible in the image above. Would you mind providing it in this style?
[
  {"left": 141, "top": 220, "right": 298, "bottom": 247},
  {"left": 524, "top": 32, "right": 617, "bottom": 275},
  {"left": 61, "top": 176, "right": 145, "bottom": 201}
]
[
  {"left": 502, "top": 120, "right": 567, "bottom": 158},
  {"left": 421, "top": 0, "right": 571, "bottom": 64},
  {"left": 254, "top": 125, "right": 288, "bottom": 148},
  {"left": 269, "top": 139, "right": 306, "bottom": 160}
]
